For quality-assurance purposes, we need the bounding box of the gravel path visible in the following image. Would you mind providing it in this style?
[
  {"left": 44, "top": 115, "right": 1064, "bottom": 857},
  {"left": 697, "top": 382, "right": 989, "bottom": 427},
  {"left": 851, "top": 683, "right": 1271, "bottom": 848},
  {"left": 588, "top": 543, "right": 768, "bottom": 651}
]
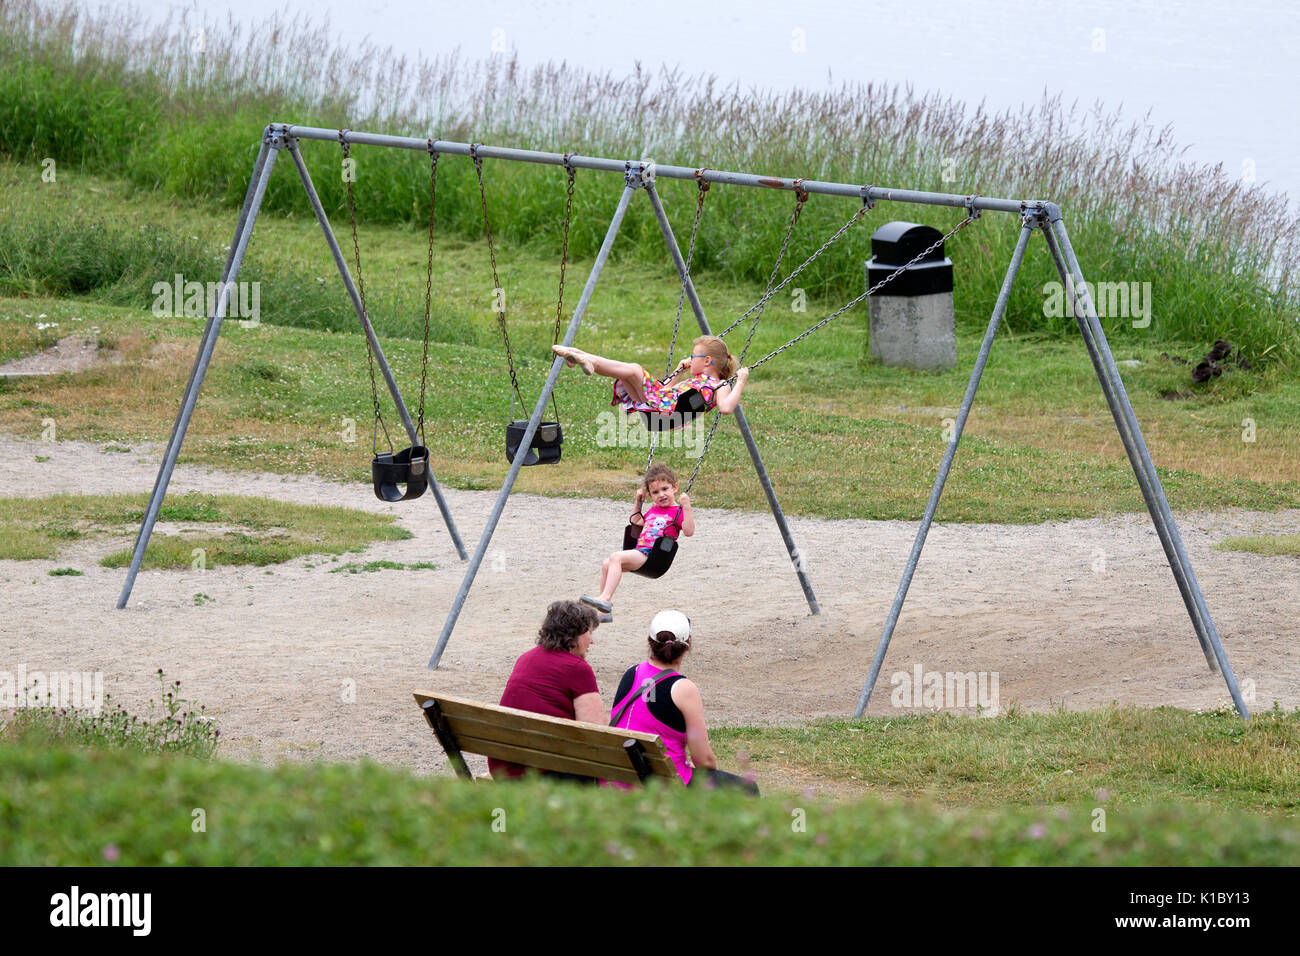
[{"left": 2, "top": 436, "right": 1296, "bottom": 783}]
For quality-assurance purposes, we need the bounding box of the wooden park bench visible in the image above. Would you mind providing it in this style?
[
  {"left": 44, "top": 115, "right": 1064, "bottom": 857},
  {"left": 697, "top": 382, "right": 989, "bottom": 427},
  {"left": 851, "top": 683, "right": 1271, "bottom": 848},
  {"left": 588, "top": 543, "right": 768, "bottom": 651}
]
[{"left": 413, "top": 691, "right": 679, "bottom": 785}]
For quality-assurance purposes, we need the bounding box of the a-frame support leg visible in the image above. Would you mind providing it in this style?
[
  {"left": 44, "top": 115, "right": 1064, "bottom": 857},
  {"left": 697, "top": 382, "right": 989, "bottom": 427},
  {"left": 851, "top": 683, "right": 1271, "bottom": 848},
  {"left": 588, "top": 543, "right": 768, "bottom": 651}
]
[
  {"left": 854, "top": 212, "right": 1248, "bottom": 719},
  {"left": 117, "top": 131, "right": 282, "bottom": 608},
  {"left": 1044, "top": 208, "right": 1247, "bottom": 717},
  {"left": 854, "top": 220, "right": 1035, "bottom": 715},
  {"left": 428, "top": 178, "right": 640, "bottom": 668}
]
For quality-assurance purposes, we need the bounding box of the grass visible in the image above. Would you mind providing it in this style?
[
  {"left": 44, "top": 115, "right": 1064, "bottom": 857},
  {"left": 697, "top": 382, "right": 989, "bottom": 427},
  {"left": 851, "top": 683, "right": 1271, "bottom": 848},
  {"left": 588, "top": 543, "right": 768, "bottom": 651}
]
[
  {"left": 2, "top": 705, "right": 1298, "bottom": 865},
  {"left": 3, "top": 668, "right": 1294, "bottom": 865},
  {"left": 709, "top": 705, "right": 1300, "bottom": 814},
  {"left": 0, "top": 492, "right": 411, "bottom": 568},
  {"left": 328, "top": 560, "right": 437, "bottom": 573},
  {"left": 1216, "top": 534, "right": 1300, "bottom": 558},
  {"left": 1, "top": 68, "right": 1298, "bottom": 525},
  {"left": 2, "top": 279, "right": 1297, "bottom": 524},
  {"left": 0, "top": 0, "right": 1296, "bottom": 365},
  {"left": 0, "top": 167, "right": 365, "bottom": 336}
]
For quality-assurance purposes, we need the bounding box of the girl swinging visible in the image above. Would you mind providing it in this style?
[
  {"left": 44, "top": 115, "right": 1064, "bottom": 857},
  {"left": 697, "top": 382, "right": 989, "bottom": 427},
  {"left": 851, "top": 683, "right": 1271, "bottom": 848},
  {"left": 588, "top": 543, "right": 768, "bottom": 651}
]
[
  {"left": 553, "top": 334, "right": 750, "bottom": 424},
  {"left": 580, "top": 463, "right": 693, "bottom": 621}
]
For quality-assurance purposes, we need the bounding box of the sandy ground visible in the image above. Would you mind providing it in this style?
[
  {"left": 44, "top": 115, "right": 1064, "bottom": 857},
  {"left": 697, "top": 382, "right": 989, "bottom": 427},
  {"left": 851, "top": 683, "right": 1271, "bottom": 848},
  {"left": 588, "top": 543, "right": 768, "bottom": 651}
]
[
  {"left": 2, "top": 436, "right": 1297, "bottom": 786},
  {"left": 0, "top": 335, "right": 112, "bottom": 378}
]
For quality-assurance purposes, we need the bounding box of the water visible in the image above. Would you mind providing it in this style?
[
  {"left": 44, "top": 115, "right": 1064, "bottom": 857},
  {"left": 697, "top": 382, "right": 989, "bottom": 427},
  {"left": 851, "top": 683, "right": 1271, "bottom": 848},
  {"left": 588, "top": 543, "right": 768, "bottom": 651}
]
[{"left": 137, "top": 0, "right": 1300, "bottom": 203}]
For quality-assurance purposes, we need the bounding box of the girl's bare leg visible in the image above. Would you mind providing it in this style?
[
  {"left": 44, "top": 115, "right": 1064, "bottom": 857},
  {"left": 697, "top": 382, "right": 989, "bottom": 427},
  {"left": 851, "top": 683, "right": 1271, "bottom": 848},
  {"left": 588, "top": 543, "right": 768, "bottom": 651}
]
[
  {"left": 599, "top": 549, "right": 648, "bottom": 604},
  {"left": 553, "top": 346, "right": 648, "bottom": 404},
  {"left": 598, "top": 552, "right": 615, "bottom": 595}
]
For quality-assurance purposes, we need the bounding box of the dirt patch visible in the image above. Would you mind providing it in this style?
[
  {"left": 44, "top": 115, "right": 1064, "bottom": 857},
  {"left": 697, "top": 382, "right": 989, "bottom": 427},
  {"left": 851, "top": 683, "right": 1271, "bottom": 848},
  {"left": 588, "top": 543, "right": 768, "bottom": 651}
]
[
  {"left": 143, "top": 340, "right": 191, "bottom": 369},
  {"left": 0, "top": 335, "right": 187, "bottom": 379},
  {"left": 0, "top": 335, "right": 114, "bottom": 377},
  {"left": 1, "top": 436, "right": 1296, "bottom": 791}
]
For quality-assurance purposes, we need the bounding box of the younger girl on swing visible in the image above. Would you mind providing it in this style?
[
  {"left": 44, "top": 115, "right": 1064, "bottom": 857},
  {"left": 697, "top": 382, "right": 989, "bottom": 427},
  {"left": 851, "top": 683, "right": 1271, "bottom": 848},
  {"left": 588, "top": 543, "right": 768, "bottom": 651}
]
[
  {"left": 580, "top": 463, "right": 693, "bottom": 621},
  {"left": 553, "top": 334, "right": 750, "bottom": 422}
]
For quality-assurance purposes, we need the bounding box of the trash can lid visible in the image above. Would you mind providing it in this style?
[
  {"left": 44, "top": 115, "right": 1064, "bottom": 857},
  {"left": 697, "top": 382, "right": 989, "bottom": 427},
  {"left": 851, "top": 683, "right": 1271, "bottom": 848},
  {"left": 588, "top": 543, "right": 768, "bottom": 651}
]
[{"left": 870, "top": 221, "right": 946, "bottom": 264}]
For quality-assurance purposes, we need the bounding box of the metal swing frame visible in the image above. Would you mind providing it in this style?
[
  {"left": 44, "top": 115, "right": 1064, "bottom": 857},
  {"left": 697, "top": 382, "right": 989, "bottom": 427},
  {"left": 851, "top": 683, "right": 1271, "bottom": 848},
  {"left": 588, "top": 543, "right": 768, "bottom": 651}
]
[
  {"left": 117, "top": 122, "right": 1250, "bottom": 720},
  {"left": 115, "top": 125, "right": 470, "bottom": 611}
]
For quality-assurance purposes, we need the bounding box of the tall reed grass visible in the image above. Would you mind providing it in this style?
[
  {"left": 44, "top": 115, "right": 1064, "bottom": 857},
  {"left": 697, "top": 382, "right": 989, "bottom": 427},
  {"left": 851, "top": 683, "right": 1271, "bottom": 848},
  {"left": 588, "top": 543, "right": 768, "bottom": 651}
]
[{"left": 2, "top": 0, "right": 1296, "bottom": 364}]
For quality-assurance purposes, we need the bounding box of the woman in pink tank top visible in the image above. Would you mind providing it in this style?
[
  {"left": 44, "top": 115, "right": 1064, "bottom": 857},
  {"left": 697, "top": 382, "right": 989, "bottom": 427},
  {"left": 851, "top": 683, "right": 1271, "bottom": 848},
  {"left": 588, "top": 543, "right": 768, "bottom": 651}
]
[
  {"left": 612, "top": 658, "right": 697, "bottom": 784},
  {"left": 608, "top": 610, "right": 756, "bottom": 794}
]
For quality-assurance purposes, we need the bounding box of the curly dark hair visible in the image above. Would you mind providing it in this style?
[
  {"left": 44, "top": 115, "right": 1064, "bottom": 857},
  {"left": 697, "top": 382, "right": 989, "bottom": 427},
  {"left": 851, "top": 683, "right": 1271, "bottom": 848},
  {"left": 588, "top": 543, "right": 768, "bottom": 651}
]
[
  {"left": 640, "top": 463, "right": 679, "bottom": 491},
  {"left": 537, "top": 600, "right": 598, "bottom": 651}
]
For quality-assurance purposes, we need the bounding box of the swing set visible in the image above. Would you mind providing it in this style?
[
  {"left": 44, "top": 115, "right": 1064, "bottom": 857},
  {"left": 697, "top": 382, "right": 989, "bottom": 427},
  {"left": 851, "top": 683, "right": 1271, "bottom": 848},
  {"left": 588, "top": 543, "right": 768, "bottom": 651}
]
[{"left": 114, "top": 122, "right": 1252, "bottom": 719}]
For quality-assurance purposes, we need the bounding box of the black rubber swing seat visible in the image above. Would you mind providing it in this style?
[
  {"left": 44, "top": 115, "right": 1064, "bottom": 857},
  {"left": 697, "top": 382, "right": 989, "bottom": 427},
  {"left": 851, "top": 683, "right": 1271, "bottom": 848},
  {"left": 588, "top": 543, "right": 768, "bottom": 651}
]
[
  {"left": 639, "top": 388, "right": 710, "bottom": 433},
  {"left": 621, "top": 508, "right": 683, "bottom": 579},
  {"left": 372, "top": 445, "right": 430, "bottom": 502},
  {"left": 506, "top": 420, "right": 563, "bottom": 466}
]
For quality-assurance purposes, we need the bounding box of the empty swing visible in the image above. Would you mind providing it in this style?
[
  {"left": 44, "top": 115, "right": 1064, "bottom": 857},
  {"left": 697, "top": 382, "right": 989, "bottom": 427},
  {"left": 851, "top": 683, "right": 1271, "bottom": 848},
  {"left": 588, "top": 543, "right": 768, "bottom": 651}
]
[
  {"left": 473, "top": 147, "right": 577, "bottom": 466},
  {"left": 341, "top": 134, "right": 439, "bottom": 502}
]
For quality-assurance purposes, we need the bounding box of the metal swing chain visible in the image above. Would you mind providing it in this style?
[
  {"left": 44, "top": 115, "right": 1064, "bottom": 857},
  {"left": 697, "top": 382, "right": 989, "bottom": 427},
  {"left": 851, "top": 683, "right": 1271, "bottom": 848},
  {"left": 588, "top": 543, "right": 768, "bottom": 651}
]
[
  {"left": 718, "top": 201, "right": 871, "bottom": 339},
  {"left": 683, "top": 210, "right": 980, "bottom": 494},
  {"left": 416, "top": 141, "right": 439, "bottom": 446},
  {"left": 340, "top": 130, "right": 394, "bottom": 456},
  {"left": 682, "top": 409, "right": 724, "bottom": 495},
  {"left": 549, "top": 160, "right": 577, "bottom": 426},
  {"left": 741, "top": 210, "right": 978, "bottom": 375},
  {"left": 472, "top": 147, "right": 526, "bottom": 411},
  {"left": 677, "top": 187, "right": 810, "bottom": 493},
  {"left": 648, "top": 175, "right": 710, "bottom": 472},
  {"left": 663, "top": 175, "right": 711, "bottom": 380},
  {"left": 734, "top": 183, "right": 809, "bottom": 373}
]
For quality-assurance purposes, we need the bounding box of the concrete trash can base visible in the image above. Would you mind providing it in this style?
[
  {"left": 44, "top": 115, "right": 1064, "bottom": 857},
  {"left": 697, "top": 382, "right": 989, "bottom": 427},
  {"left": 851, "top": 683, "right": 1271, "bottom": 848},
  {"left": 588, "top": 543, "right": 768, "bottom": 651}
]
[
  {"left": 868, "top": 292, "right": 956, "bottom": 371},
  {"left": 865, "top": 221, "right": 957, "bottom": 371}
]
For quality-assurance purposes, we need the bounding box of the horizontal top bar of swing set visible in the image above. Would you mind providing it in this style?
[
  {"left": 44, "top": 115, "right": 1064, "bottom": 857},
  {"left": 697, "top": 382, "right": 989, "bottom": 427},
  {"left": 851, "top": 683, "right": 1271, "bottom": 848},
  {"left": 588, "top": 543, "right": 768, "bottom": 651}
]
[{"left": 277, "top": 124, "right": 1041, "bottom": 216}]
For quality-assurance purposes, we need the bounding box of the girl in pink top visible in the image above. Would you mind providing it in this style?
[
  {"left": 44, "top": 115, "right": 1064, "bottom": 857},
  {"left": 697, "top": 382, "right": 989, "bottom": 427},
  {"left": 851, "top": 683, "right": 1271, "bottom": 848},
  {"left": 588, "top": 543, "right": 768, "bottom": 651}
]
[
  {"left": 552, "top": 334, "right": 751, "bottom": 423},
  {"left": 580, "top": 464, "right": 693, "bottom": 619}
]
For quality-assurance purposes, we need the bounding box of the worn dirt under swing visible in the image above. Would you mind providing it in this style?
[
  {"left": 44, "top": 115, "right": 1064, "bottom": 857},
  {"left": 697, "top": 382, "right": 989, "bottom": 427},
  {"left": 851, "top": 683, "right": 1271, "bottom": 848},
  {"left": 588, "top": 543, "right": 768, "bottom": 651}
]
[{"left": 115, "top": 123, "right": 1253, "bottom": 721}]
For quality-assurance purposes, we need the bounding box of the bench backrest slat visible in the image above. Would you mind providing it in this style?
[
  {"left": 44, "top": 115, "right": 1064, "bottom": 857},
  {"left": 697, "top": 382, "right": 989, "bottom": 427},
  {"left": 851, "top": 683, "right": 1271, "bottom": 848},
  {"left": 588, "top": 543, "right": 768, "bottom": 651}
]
[
  {"left": 431, "top": 693, "right": 662, "bottom": 750},
  {"left": 414, "top": 690, "right": 678, "bottom": 782}
]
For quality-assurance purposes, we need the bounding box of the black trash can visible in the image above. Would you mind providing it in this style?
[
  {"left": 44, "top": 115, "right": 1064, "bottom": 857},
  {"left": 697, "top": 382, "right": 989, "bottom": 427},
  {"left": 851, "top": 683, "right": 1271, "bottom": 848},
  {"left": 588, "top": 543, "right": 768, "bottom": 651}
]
[{"left": 865, "top": 221, "right": 956, "bottom": 370}]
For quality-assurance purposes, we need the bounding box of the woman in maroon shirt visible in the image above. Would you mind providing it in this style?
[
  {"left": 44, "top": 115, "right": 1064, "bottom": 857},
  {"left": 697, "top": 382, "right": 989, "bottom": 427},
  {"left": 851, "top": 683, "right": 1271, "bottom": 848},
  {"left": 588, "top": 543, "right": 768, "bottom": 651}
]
[{"left": 489, "top": 600, "right": 607, "bottom": 781}]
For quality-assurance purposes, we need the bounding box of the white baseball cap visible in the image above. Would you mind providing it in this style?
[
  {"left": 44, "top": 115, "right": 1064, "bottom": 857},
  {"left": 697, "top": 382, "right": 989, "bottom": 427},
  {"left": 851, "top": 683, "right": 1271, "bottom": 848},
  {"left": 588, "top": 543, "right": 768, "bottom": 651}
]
[{"left": 649, "top": 609, "right": 691, "bottom": 645}]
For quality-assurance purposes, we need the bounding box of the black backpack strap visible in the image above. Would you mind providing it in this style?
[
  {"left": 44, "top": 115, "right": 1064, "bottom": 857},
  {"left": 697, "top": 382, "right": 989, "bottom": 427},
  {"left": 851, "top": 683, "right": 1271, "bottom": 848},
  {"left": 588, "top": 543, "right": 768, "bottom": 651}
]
[{"left": 610, "top": 670, "right": 680, "bottom": 727}]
